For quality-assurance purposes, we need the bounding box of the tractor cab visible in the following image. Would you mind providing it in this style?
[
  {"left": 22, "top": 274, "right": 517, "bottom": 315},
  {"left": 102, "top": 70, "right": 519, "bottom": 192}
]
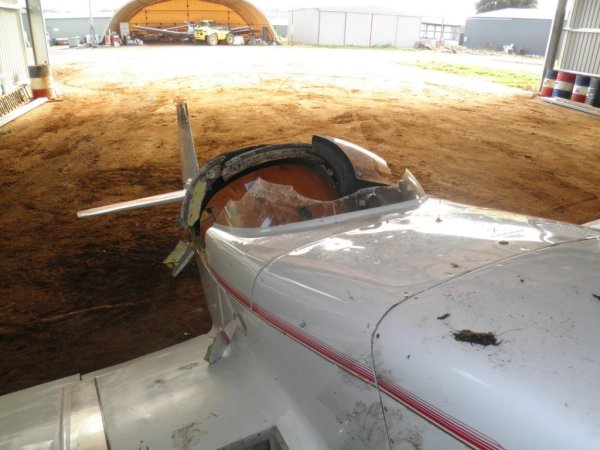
[{"left": 193, "top": 19, "right": 235, "bottom": 45}]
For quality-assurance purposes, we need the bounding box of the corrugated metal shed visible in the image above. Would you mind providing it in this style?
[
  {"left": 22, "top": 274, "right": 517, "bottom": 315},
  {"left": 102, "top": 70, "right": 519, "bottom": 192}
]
[
  {"left": 47, "top": 16, "right": 112, "bottom": 40},
  {"left": 371, "top": 14, "right": 396, "bottom": 46},
  {"left": 471, "top": 8, "right": 554, "bottom": 20},
  {"left": 21, "top": 14, "right": 113, "bottom": 42},
  {"left": 0, "top": 0, "right": 29, "bottom": 95},
  {"left": 344, "top": 13, "right": 371, "bottom": 46},
  {"left": 289, "top": 7, "right": 421, "bottom": 48},
  {"left": 395, "top": 15, "right": 421, "bottom": 47},
  {"left": 319, "top": 11, "right": 345, "bottom": 45},
  {"left": 289, "top": 9, "right": 319, "bottom": 45},
  {"left": 464, "top": 8, "right": 553, "bottom": 55}
]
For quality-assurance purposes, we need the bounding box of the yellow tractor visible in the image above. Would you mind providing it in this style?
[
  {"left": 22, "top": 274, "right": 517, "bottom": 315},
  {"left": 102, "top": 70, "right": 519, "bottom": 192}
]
[{"left": 193, "top": 20, "right": 235, "bottom": 45}]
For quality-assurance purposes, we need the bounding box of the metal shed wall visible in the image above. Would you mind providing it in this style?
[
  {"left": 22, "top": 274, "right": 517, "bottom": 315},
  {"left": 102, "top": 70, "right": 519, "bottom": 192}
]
[
  {"left": 558, "top": 0, "right": 600, "bottom": 76},
  {"left": 319, "top": 11, "right": 345, "bottom": 45},
  {"left": 23, "top": 17, "right": 112, "bottom": 41},
  {"left": 345, "top": 12, "right": 371, "bottom": 46},
  {"left": 0, "top": 1, "right": 29, "bottom": 95},
  {"left": 395, "top": 15, "right": 422, "bottom": 48},
  {"left": 464, "top": 17, "right": 552, "bottom": 55},
  {"left": 289, "top": 8, "right": 420, "bottom": 48},
  {"left": 371, "top": 14, "right": 396, "bottom": 46},
  {"left": 288, "top": 9, "right": 319, "bottom": 45}
]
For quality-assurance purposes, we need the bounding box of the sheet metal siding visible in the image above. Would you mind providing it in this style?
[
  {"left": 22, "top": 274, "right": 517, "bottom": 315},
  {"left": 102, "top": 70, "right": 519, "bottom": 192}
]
[
  {"left": 0, "top": 5, "right": 29, "bottom": 95},
  {"left": 291, "top": 8, "right": 420, "bottom": 48},
  {"left": 289, "top": 9, "right": 319, "bottom": 44},
  {"left": 45, "top": 17, "right": 112, "bottom": 40},
  {"left": 558, "top": 0, "right": 600, "bottom": 76},
  {"left": 464, "top": 17, "right": 552, "bottom": 55},
  {"left": 370, "top": 14, "right": 396, "bottom": 46},
  {"left": 395, "top": 15, "right": 421, "bottom": 48},
  {"left": 318, "top": 11, "right": 345, "bottom": 45},
  {"left": 344, "top": 12, "right": 371, "bottom": 46}
]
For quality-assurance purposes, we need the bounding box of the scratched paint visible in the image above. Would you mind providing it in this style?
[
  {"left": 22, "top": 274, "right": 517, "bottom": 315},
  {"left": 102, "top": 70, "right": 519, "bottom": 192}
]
[
  {"left": 171, "top": 422, "right": 207, "bottom": 450},
  {"left": 346, "top": 401, "right": 388, "bottom": 448}
]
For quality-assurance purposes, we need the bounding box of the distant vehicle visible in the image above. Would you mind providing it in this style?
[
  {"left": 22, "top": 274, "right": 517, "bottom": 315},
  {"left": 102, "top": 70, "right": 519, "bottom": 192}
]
[
  {"left": 133, "top": 20, "right": 253, "bottom": 45},
  {"left": 1, "top": 103, "right": 600, "bottom": 449},
  {"left": 194, "top": 20, "right": 236, "bottom": 45}
]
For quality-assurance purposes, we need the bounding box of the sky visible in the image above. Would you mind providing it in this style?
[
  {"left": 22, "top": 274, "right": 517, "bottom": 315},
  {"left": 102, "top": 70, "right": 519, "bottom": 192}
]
[{"left": 34, "top": 0, "right": 559, "bottom": 22}]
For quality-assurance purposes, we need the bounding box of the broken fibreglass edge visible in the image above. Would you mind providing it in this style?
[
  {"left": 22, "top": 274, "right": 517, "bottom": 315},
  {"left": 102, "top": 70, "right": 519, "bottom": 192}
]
[
  {"left": 183, "top": 180, "right": 206, "bottom": 227},
  {"left": 163, "top": 241, "right": 195, "bottom": 277},
  {"left": 76, "top": 190, "right": 186, "bottom": 218},
  {"left": 204, "top": 314, "right": 247, "bottom": 364}
]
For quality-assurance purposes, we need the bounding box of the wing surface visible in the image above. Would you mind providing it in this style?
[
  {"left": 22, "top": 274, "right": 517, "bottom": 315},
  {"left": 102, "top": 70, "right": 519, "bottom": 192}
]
[
  {"left": 133, "top": 25, "right": 190, "bottom": 36},
  {"left": 0, "top": 333, "right": 314, "bottom": 449},
  {"left": 229, "top": 26, "right": 254, "bottom": 34}
]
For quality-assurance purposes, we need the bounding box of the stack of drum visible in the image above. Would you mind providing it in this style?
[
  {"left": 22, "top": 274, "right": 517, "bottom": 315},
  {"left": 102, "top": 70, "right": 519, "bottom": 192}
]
[{"left": 540, "top": 69, "right": 600, "bottom": 107}]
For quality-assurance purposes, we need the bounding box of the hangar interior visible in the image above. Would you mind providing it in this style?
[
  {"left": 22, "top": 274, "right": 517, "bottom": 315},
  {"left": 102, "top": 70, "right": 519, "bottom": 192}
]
[
  {"left": 108, "top": 0, "right": 277, "bottom": 42},
  {"left": 127, "top": 0, "right": 246, "bottom": 27},
  {"left": 2, "top": 1, "right": 600, "bottom": 448}
]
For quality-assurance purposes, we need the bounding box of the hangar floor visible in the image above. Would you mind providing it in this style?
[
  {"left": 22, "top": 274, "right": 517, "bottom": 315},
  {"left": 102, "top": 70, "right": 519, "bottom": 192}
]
[{"left": 1, "top": 45, "right": 598, "bottom": 395}]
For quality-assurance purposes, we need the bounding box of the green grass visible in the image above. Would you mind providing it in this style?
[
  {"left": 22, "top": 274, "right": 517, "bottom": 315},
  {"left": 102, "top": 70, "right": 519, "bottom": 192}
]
[
  {"left": 284, "top": 43, "right": 417, "bottom": 51},
  {"left": 412, "top": 61, "right": 539, "bottom": 90},
  {"left": 279, "top": 45, "right": 538, "bottom": 89}
]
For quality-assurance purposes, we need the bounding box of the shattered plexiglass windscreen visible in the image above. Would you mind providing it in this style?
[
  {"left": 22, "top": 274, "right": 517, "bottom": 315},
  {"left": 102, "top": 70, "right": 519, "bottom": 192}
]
[{"left": 212, "top": 170, "right": 425, "bottom": 230}]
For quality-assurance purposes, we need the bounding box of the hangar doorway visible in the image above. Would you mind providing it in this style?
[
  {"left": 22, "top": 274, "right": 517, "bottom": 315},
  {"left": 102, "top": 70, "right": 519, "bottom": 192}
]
[{"left": 108, "top": 0, "right": 278, "bottom": 44}]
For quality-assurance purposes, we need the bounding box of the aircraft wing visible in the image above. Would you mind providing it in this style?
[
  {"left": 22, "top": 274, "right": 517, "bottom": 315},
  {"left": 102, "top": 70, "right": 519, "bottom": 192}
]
[
  {"left": 229, "top": 26, "right": 254, "bottom": 35},
  {"left": 0, "top": 331, "right": 319, "bottom": 449},
  {"left": 133, "top": 25, "right": 190, "bottom": 36}
]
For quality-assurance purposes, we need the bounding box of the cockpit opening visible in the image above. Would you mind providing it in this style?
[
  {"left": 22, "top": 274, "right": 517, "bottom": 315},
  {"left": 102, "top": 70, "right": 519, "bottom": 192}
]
[{"left": 183, "top": 136, "right": 426, "bottom": 240}]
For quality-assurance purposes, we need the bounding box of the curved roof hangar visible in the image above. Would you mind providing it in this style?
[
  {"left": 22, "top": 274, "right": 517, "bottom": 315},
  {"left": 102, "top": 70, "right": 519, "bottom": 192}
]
[{"left": 108, "top": 0, "right": 277, "bottom": 42}]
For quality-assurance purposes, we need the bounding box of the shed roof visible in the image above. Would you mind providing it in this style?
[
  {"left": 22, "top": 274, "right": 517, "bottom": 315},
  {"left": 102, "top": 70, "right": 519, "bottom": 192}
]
[
  {"left": 470, "top": 8, "right": 554, "bottom": 20},
  {"left": 292, "top": 6, "right": 419, "bottom": 18}
]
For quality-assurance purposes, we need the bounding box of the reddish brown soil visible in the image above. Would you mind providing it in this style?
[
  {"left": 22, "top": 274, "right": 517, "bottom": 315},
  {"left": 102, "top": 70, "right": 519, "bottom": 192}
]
[{"left": 1, "top": 46, "right": 599, "bottom": 395}]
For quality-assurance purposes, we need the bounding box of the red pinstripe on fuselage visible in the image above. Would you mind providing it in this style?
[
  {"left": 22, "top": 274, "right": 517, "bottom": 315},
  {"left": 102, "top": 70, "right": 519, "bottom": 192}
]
[{"left": 204, "top": 260, "right": 504, "bottom": 450}]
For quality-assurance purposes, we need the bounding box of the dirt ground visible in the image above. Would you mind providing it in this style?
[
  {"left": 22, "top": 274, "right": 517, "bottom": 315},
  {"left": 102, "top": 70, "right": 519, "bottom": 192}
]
[{"left": 1, "top": 45, "right": 599, "bottom": 395}]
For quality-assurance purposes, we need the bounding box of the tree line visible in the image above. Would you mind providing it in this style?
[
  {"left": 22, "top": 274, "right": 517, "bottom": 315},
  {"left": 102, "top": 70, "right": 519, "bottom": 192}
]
[{"left": 476, "top": 0, "right": 538, "bottom": 13}]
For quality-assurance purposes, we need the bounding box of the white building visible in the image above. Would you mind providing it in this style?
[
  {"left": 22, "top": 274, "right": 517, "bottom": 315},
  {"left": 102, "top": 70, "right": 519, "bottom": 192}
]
[
  {"left": 420, "top": 16, "right": 464, "bottom": 47},
  {"left": 288, "top": 6, "right": 421, "bottom": 48}
]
